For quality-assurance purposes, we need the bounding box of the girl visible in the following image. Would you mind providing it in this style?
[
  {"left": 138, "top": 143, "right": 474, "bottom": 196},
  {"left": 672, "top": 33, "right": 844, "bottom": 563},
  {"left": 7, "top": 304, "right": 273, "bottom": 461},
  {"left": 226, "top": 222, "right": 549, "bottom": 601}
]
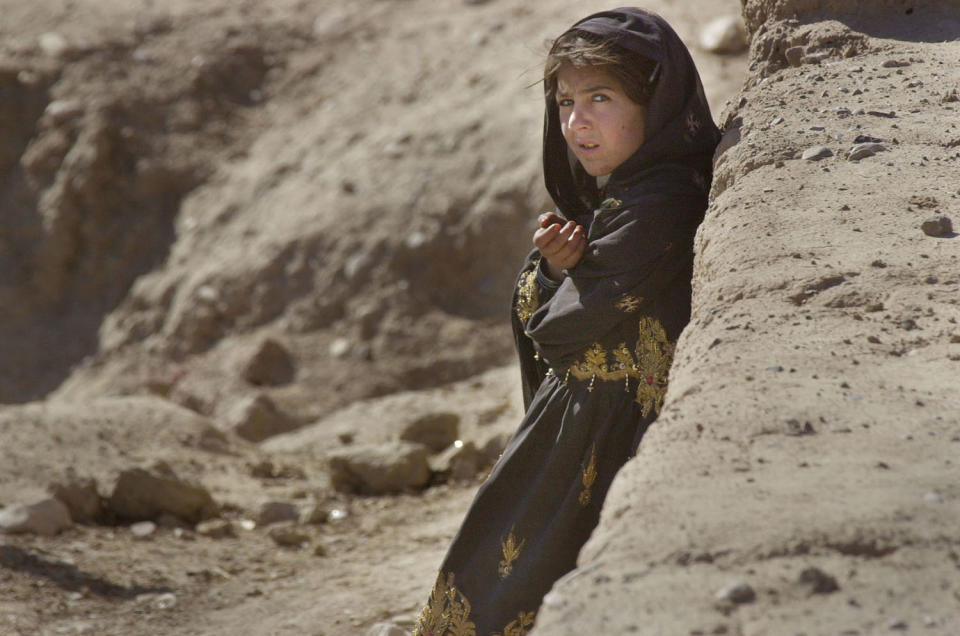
[{"left": 415, "top": 8, "right": 720, "bottom": 635}]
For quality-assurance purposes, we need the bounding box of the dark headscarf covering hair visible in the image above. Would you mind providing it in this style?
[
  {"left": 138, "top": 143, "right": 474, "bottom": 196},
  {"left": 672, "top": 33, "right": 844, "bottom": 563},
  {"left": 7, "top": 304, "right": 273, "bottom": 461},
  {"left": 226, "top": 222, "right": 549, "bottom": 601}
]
[{"left": 543, "top": 7, "right": 721, "bottom": 219}]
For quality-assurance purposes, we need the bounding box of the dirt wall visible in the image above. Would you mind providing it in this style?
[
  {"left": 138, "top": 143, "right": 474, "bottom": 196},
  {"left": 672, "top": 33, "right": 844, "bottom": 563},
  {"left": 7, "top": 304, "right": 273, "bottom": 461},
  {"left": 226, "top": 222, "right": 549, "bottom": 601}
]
[{"left": 532, "top": 1, "right": 960, "bottom": 634}]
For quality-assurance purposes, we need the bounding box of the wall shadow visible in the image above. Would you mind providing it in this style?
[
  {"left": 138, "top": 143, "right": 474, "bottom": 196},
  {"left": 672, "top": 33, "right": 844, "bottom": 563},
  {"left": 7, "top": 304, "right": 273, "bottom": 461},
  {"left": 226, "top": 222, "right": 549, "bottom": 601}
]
[{"left": 0, "top": 544, "right": 173, "bottom": 599}]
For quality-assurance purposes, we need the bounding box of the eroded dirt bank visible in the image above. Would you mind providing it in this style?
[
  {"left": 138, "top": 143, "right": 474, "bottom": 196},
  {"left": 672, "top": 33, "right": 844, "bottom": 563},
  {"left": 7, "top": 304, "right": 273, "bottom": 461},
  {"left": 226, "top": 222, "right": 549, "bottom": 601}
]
[{"left": 532, "top": 1, "right": 960, "bottom": 634}]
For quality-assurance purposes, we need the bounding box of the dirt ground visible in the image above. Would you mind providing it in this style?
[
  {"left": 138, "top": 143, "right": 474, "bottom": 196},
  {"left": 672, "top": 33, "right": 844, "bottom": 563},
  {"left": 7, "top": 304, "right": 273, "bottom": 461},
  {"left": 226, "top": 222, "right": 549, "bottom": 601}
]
[{"left": 1, "top": 0, "right": 748, "bottom": 634}]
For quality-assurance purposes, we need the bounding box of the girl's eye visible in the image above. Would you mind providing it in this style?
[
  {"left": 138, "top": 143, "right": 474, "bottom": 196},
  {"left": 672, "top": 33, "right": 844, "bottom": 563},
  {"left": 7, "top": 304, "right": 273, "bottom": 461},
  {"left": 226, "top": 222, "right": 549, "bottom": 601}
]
[
  {"left": 557, "top": 98, "right": 573, "bottom": 108},
  {"left": 592, "top": 93, "right": 610, "bottom": 102}
]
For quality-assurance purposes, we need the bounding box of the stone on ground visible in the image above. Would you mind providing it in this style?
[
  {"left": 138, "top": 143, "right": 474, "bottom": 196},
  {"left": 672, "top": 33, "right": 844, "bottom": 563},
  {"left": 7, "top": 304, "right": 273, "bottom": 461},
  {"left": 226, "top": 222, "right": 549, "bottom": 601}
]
[
  {"left": 0, "top": 498, "right": 72, "bottom": 536},
  {"left": 107, "top": 467, "right": 218, "bottom": 523},
  {"left": 328, "top": 441, "right": 430, "bottom": 494},
  {"left": 399, "top": 412, "right": 460, "bottom": 452}
]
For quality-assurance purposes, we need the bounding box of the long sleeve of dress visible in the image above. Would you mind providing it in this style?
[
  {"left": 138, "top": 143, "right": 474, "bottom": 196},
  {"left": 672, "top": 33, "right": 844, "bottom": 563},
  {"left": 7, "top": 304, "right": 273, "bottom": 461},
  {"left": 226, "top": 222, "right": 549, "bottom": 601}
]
[
  {"left": 510, "top": 249, "right": 559, "bottom": 409},
  {"left": 520, "top": 192, "right": 703, "bottom": 368}
]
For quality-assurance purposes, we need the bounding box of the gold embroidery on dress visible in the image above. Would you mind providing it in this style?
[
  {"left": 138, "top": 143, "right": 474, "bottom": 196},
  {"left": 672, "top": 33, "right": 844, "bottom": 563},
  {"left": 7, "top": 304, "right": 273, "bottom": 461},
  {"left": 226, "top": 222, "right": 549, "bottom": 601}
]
[
  {"left": 579, "top": 445, "right": 598, "bottom": 506},
  {"left": 498, "top": 527, "right": 525, "bottom": 579},
  {"left": 492, "top": 611, "right": 536, "bottom": 636},
  {"left": 615, "top": 294, "right": 643, "bottom": 313},
  {"left": 413, "top": 572, "right": 477, "bottom": 636},
  {"left": 634, "top": 316, "right": 675, "bottom": 418},
  {"left": 514, "top": 267, "right": 539, "bottom": 323},
  {"left": 564, "top": 317, "right": 674, "bottom": 418},
  {"left": 567, "top": 342, "right": 638, "bottom": 386}
]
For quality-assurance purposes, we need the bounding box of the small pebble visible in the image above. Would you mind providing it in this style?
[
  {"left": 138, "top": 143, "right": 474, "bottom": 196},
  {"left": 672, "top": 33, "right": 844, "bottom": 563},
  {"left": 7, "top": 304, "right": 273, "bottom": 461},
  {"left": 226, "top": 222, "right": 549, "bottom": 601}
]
[
  {"left": 923, "top": 492, "right": 943, "bottom": 503},
  {"left": 849, "top": 142, "right": 886, "bottom": 160},
  {"left": 802, "top": 146, "right": 833, "bottom": 161},
  {"left": 921, "top": 215, "right": 953, "bottom": 237},
  {"left": 715, "top": 582, "right": 755, "bottom": 604},
  {"left": 130, "top": 521, "right": 157, "bottom": 538}
]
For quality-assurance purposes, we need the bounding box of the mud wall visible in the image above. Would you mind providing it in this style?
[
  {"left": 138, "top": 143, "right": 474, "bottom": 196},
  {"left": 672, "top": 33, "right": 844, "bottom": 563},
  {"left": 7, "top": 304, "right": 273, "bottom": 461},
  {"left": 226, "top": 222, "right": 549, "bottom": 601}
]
[{"left": 533, "top": 1, "right": 960, "bottom": 633}]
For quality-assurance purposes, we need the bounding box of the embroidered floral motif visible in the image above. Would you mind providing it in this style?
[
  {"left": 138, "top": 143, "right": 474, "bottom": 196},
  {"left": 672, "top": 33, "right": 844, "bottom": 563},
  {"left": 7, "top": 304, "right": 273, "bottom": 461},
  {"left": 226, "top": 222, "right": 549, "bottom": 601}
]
[
  {"left": 498, "top": 528, "right": 525, "bottom": 579},
  {"left": 567, "top": 342, "right": 638, "bottom": 387},
  {"left": 615, "top": 294, "right": 643, "bottom": 313},
  {"left": 579, "top": 445, "right": 598, "bottom": 506},
  {"left": 415, "top": 572, "right": 536, "bottom": 636},
  {"left": 634, "top": 316, "right": 675, "bottom": 418},
  {"left": 414, "top": 572, "right": 477, "bottom": 636},
  {"left": 515, "top": 267, "right": 539, "bottom": 323},
  {"left": 493, "top": 611, "right": 536, "bottom": 636},
  {"left": 564, "top": 317, "right": 674, "bottom": 416}
]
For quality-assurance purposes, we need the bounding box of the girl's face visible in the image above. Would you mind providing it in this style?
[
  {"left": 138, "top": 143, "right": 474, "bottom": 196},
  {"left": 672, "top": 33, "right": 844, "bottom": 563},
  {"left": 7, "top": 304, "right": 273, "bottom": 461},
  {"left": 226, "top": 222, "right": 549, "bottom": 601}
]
[{"left": 555, "top": 64, "right": 647, "bottom": 177}]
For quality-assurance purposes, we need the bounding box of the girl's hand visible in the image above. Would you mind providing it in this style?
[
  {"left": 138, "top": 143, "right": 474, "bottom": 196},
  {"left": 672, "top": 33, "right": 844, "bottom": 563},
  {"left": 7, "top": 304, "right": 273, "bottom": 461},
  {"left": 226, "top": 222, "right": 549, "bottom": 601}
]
[{"left": 533, "top": 212, "right": 586, "bottom": 281}]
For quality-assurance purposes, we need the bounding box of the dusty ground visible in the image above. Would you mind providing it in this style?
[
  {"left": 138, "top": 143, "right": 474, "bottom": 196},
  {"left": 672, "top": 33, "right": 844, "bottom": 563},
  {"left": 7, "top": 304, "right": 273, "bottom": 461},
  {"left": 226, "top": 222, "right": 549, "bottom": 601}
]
[{"left": 0, "top": 0, "right": 746, "bottom": 634}]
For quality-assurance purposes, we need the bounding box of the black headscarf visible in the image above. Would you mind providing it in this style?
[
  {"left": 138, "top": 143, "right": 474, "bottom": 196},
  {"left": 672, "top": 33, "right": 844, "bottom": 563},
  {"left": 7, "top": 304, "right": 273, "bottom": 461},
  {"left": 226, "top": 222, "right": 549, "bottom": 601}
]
[{"left": 543, "top": 7, "right": 721, "bottom": 217}]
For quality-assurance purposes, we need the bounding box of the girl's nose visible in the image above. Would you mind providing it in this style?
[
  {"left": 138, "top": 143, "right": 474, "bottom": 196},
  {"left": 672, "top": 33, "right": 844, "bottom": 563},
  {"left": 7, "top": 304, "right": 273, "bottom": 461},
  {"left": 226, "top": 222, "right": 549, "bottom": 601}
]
[{"left": 568, "top": 105, "right": 591, "bottom": 129}]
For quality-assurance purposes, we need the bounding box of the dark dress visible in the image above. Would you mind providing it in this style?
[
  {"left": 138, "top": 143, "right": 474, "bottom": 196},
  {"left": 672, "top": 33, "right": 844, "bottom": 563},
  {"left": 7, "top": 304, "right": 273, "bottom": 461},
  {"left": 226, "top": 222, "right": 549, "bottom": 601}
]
[{"left": 414, "top": 9, "right": 720, "bottom": 636}]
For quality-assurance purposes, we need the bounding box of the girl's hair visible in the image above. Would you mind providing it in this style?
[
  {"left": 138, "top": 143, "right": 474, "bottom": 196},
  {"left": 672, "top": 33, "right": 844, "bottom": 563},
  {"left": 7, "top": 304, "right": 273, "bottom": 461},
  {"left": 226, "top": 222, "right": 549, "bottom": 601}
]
[{"left": 544, "top": 31, "right": 659, "bottom": 106}]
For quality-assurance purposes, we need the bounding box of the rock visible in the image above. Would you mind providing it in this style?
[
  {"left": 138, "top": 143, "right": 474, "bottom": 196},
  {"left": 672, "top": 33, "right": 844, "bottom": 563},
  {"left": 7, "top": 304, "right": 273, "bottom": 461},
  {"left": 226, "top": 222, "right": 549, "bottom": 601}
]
[
  {"left": 258, "top": 501, "right": 300, "bottom": 526},
  {"left": 195, "top": 424, "right": 231, "bottom": 453},
  {"left": 268, "top": 523, "right": 310, "bottom": 547},
  {"left": 44, "top": 99, "right": 84, "bottom": 124},
  {"left": 154, "top": 593, "right": 177, "bottom": 610},
  {"left": 130, "top": 521, "right": 157, "bottom": 538},
  {"left": 196, "top": 519, "right": 236, "bottom": 538},
  {"left": 37, "top": 32, "right": 69, "bottom": 57},
  {"left": 237, "top": 338, "right": 295, "bottom": 386},
  {"left": 888, "top": 619, "right": 908, "bottom": 630},
  {"left": 785, "top": 419, "right": 815, "bottom": 436},
  {"left": 303, "top": 503, "right": 330, "bottom": 525},
  {"left": 328, "top": 442, "right": 430, "bottom": 494},
  {"left": 430, "top": 440, "right": 484, "bottom": 481},
  {"left": 0, "top": 498, "right": 72, "bottom": 536},
  {"left": 923, "top": 491, "right": 943, "bottom": 504},
  {"left": 107, "top": 467, "right": 218, "bottom": 523},
  {"left": 848, "top": 142, "right": 886, "bottom": 160},
  {"left": 698, "top": 16, "right": 747, "bottom": 55},
  {"left": 784, "top": 46, "right": 804, "bottom": 67},
  {"left": 715, "top": 582, "right": 755, "bottom": 604},
  {"left": 942, "top": 88, "right": 959, "bottom": 103},
  {"left": 366, "top": 623, "right": 408, "bottom": 636},
  {"left": 921, "top": 215, "right": 953, "bottom": 237},
  {"left": 802, "top": 146, "right": 833, "bottom": 161},
  {"left": 797, "top": 567, "right": 839, "bottom": 595},
  {"left": 400, "top": 412, "right": 460, "bottom": 452},
  {"left": 329, "top": 337, "right": 352, "bottom": 358},
  {"left": 48, "top": 475, "right": 102, "bottom": 523},
  {"left": 227, "top": 394, "right": 297, "bottom": 442}
]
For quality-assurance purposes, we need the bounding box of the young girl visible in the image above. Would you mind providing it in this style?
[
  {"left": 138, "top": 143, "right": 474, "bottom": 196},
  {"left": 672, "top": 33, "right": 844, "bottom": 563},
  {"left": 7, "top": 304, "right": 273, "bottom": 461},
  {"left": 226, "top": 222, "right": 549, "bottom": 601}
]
[{"left": 415, "top": 8, "right": 720, "bottom": 635}]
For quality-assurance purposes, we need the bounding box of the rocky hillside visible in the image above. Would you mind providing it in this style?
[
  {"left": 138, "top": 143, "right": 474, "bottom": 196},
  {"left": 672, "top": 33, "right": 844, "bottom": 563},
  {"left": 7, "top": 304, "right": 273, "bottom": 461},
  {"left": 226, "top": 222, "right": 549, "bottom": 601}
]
[{"left": 0, "top": 0, "right": 747, "bottom": 634}]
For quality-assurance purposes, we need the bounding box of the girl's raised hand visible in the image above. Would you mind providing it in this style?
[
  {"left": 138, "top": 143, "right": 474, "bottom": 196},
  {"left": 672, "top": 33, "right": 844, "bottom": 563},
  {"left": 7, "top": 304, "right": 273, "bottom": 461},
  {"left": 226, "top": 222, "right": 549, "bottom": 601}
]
[{"left": 533, "top": 212, "right": 586, "bottom": 281}]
